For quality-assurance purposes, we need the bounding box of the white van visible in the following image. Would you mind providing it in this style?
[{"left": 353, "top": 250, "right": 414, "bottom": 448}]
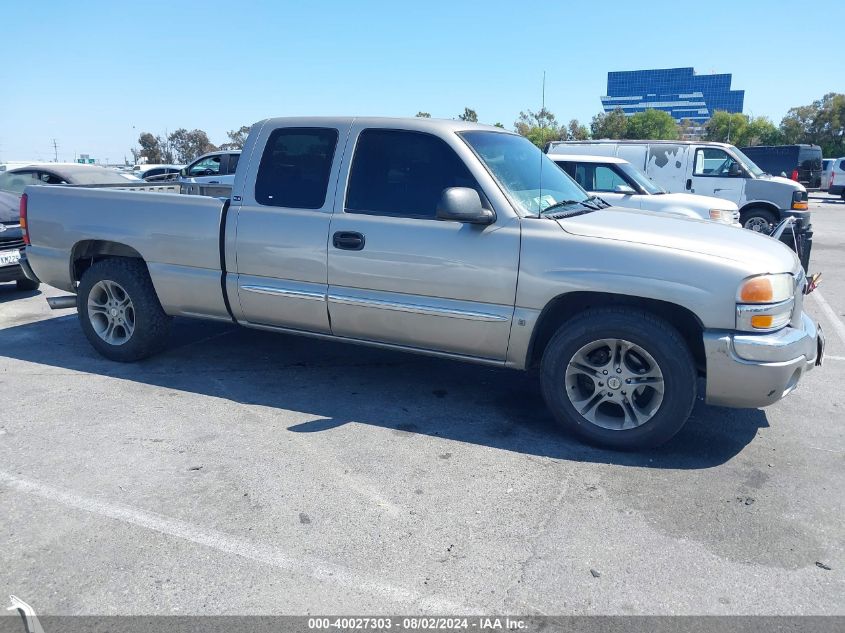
[
  {"left": 547, "top": 140, "right": 810, "bottom": 234},
  {"left": 548, "top": 153, "right": 740, "bottom": 225}
]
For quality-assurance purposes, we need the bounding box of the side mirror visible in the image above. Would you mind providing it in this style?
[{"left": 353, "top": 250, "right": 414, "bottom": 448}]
[
  {"left": 179, "top": 168, "right": 187, "bottom": 178},
  {"left": 613, "top": 184, "right": 636, "bottom": 194},
  {"left": 728, "top": 163, "right": 742, "bottom": 176},
  {"left": 436, "top": 187, "right": 494, "bottom": 224}
]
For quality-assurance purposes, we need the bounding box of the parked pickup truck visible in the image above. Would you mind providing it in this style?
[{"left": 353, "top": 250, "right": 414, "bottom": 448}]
[{"left": 20, "top": 117, "right": 825, "bottom": 449}]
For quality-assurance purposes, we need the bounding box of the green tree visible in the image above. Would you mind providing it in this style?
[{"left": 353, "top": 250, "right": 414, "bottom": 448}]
[
  {"left": 220, "top": 125, "right": 251, "bottom": 150},
  {"left": 780, "top": 93, "right": 845, "bottom": 156},
  {"left": 590, "top": 108, "right": 628, "bottom": 139},
  {"left": 743, "top": 116, "right": 782, "bottom": 146},
  {"left": 415, "top": 111, "right": 431, "bottom": 118},
  {"left": 514, "top": 108, "right": 566, "bottom": 148},
  {"left": 626, "top": 109, "right": 679, "bottom": 140},
  {"left": 458, "top": 108, "right": 478, "bottom": 123},
  {"left": 567, "top": 119, "right": 589, "bottom": 140},
  {"left": 137, "top": 132, "right": 162, "bottom": 164},
  {"left": 168, "top": 129, "right": 217, "bottom": 164},
  {"left": 704, "top": 111, "right": 748, "bottom": 144},
  {"left": 493, "top": 122, "right": 505, "bottom": 128},
  {"left": 705, "top": 112, "right": 783, "bottom": 147}
]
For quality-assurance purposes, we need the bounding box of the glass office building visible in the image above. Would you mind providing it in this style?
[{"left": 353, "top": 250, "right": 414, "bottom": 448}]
[{"left": 600, "top": 67, "right": 744, "bottom": 123}]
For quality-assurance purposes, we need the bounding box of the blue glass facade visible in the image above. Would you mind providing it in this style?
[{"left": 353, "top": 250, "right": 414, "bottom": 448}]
[{"left": 601, "top": 67, "right": 744, "bottom": 123}]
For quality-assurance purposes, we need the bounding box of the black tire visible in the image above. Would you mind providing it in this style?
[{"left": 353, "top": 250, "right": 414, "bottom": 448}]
[
  {"left": 77, "top": 258, "right": 171, "bottom": 362},
  {"left": 15, "top": 277, "right": 40, "bottom": 291},
  {"left": 740, "top": 207, "right": 778, "bottom": 234},
  {"left": 540, "top": 307, "right": 697, "bottom": 450}
]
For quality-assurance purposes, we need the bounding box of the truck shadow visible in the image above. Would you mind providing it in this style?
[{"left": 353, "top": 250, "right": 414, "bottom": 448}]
[
  {"left": 0, "top": 314, "right": 768, "bottom": 469},
  {"left": 0, "top": 284, "right": 41, "bottom": 304}
]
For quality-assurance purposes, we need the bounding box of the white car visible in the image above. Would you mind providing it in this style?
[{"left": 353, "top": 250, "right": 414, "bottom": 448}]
[
  {"left": 821, "top": 157, "right": 845, "bottom": 197},
  {"left": 548, "top": 154, "right": 740, "bottom": 225},
  {"left": 179, "top": 150, "right": 241, "bottom": 186}
]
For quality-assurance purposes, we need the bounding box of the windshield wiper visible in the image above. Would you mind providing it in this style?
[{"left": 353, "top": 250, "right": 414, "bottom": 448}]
[
  {"left": 586, "top": 195, "right": 612, "bottom": 209},
  {"left": 540, "top": 199, "right": 601, "bottom": 217}
]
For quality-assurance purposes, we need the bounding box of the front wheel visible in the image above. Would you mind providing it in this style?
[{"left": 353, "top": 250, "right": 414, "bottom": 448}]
[
  {"left": 540, "top": 308, "right": 697, "bottom": 450},
  {"left": 740, "top": 207, "right": 778, "bottom": 233},
  {"left": 77, "top": 258, "right": 172, "bottom": 362}
]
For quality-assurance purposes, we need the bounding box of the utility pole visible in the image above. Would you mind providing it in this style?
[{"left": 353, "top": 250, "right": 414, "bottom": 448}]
[{"left": 52, "top": 138, "right": 58, "bottom": 162}]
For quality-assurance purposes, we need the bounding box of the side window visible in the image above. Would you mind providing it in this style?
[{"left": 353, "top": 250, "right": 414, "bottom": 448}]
[
  {"left": 694, "top": 148, "right": 737, "bottom": 177},
  {"left": 593, "top": 165, "right": 628, "bottom": 192},
  {"left": 254, "top": 127, "right": 338, "bottom": 209},
  {"left": 0, "top": 170, "right": 39, "bottom": 194},
  {"left": 345, "top": 128, "right": 481, "bottom": 219},
  {"left": 188, "top": 156, "right": 222, "bottom": 177},
  {"left": 554, "top": 161, "right": 577, "bottom": 180},
  {"left": 39, "top": 172, "right": 68, "bottom": 185},
  {"left": 572, "top": 163, "right": 592, "bottom": 190},
  {"left": 227, "top": 153, "right": 240, "bottom": 175},
  {"left": 839, "top": 160, "right": 845, "bottom": 171}
]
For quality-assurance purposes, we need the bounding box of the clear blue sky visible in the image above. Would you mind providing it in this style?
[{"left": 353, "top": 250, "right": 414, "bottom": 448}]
[{"left": 1, "top": 0, "right": 842, "bottom": 163}]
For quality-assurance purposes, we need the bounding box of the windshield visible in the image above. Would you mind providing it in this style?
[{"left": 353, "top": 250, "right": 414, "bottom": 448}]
[
  {"left": 459, "top": 131, "right": 590, "bottom": 216},
  {"left": 730, "top": 147, "right": 765, "bottom": 178},
  {"left": 616, "top": 162, "right": 664, "bottom": 194}
]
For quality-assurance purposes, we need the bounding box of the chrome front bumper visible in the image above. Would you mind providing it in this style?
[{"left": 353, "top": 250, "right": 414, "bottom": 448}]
[{"left": 703, "top": 312, "right": 823, "bottom": 408}]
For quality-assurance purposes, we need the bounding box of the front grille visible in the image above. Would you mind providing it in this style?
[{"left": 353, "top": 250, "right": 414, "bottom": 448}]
[{"left": 0, "top": 238, "right": 25, "bottom": 250}]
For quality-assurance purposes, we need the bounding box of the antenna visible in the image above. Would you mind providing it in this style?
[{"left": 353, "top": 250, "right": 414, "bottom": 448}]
[
  {"left": 52, "top": 138, "right": 58, "bottom": 162},
  {"left": 538, "top": 71, "right": 546, "bottom": 214}
]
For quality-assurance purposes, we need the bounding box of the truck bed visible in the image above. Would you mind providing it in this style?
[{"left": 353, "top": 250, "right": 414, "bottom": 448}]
[{"left": 25, "top": 185, "right": 231, "bottom": 320}]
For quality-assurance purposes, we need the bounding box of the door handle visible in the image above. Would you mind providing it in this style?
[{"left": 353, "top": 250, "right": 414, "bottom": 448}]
[
  {"left": 333, "top": 231, "right": 365, "bottom": 251},
  {"left": 685, "top": 178, "right": 692, "bottom": 190},
  {"left": 208, "top": 180, "right": 220, "bottom": 184}
]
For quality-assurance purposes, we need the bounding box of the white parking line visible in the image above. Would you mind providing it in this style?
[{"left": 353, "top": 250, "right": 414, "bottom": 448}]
[
  {"left": 0, "top": 471, "right": 467, "bottom": 613},
  {"left": 810, "top": 290, "right": 845, "bottom": 347}
]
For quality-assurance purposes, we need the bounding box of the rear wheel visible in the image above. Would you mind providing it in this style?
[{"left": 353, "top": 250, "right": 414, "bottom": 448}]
[
  {"left": 540, "top": 308, "right": 697, "bottom": 450},
  {"left": 77, "top": 258, "right": 171, "bottom": 362},
  {"left": 740, "top": 207, "right": 778, "bottom": 233}
]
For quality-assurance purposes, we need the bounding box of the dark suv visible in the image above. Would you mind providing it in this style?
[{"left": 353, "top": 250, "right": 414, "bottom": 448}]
[{"left": 739, "top": 144, "right": 823, "bottom": 189}]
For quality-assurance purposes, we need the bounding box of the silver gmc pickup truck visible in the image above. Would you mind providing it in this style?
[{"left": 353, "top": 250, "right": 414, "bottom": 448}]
[{"left": 20, "top": 117, "right": 824, "bottom": 449}]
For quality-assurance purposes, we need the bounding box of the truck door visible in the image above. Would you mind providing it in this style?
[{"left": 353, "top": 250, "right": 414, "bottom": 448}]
[
  {"left": 233, "top": 124, "right": 349, "bottom": 333},
  {"left": 326, "top": 126, "right": 520, "bottom": 361},
  {"left": 688, "top": 146, "right": 745, "bottom": 204}
]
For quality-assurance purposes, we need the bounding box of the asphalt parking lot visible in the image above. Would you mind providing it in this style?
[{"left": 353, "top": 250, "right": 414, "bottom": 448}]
[{"left": 1, "top": 195, "right": 843, "bottom": 616}]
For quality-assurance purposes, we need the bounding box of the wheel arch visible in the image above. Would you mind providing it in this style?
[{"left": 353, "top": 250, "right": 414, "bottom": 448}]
[
  {"left": 70, "top": 240, "right": 146, "bottom": 283},
  {"left": 739, "top": 200, "right": 779, "bottom": 217},
  {"left": 526, "top": 291, "right": 705, "bottom": 374}
]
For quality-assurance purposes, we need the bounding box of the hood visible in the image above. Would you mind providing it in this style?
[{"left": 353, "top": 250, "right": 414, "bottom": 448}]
[
  {"left": 0, "top": 190, "right": 19, "bottom": 223},
  {"left": 759, "top": 174, "right": 806, "bottom": 192},
  {"left": 558, "top": 207, "right": 799, "bottom": 272},
  {"left": 655, "top": 192, "right": 739, "bottom": 211}
]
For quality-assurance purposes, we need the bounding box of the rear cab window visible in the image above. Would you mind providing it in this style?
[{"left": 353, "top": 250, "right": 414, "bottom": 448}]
[{"left": 254, "top": 128, "right": 339, "bottom": 209}]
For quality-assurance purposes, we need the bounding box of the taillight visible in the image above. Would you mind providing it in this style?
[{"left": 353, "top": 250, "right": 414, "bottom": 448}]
[
  {"left": 791, "top": 169, "right": 799, "bottom": 181},
  {"left": 20, "top": 193, "right": 29, "bottom": 245}
]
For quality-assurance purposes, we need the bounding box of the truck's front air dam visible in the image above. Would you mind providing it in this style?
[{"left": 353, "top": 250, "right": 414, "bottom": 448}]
[{"left": 46, "top": 296, "right": 77, "bottom": 310}]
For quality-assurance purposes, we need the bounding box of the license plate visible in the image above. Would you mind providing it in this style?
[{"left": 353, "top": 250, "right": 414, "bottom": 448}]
[{"left": 0, "top": 249, "right": 21, "bottom": 267}]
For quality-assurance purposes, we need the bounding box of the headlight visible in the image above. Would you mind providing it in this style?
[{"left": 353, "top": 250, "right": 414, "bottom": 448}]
[
  {"left": 736, "top": 273, "right": 795, "bottom": 331},
  {"left": 791, "top": 190, "right": 808, "bottom": 210},
  {"left": 709, "top": 208, "right": 740, "bottom": 224}
]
